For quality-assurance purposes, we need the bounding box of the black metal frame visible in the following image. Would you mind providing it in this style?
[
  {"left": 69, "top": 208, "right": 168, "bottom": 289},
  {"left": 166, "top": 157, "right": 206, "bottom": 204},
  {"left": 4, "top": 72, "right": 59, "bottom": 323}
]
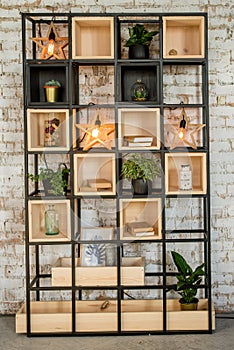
[{"left": 21, "top": 11, "right": 212, "bottom": 336}]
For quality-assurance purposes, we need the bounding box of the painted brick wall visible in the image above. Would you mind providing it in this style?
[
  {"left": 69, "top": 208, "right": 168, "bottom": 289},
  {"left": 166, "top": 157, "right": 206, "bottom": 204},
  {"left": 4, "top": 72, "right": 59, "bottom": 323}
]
[{"left": 0, "top": 0, "right": 233, "bottom": 314}]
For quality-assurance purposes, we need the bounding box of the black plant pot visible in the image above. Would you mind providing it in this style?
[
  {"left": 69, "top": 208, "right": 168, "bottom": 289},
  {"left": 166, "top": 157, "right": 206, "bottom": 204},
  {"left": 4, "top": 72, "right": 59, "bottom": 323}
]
[
  {"left": 132, "top": 178, "right": 152, "bottom": 195},
  {"left": 128, "top": 45, "right": 149, "bottom": 59}
]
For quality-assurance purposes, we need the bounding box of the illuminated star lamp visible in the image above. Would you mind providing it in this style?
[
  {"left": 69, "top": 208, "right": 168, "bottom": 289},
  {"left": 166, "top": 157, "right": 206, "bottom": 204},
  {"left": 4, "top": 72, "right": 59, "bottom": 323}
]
[
  {"left": 167, "top": 108, "right": 206, "bottom": 150},
  {"left": 76, "top": 114, "right": 115, "bottom": 151},
  {"left": 31, "top": 20, "right": 68, "bottom": 60}
]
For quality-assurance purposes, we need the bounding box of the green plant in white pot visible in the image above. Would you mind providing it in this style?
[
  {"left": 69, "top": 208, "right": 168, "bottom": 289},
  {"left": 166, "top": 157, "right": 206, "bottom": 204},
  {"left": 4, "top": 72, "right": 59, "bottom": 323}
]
[
  {"left": 121, "top": 153, "right": 160, "bottom": 194},
  {"left": 170, "top": 251, "right": 206, "bottom": 311}
]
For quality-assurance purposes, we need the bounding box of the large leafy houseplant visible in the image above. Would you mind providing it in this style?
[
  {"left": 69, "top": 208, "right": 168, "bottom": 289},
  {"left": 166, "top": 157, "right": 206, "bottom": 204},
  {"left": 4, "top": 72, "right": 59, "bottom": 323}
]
[
  {"left": 125, "top": 23, "right": 158, "bottom": 47},
  {"left": 171, "top": 251, "right": 206, "bottom": 310},
  {"left": 125, "top": 23, "right": 158, "bottom": 59},
  {"left": 121, "top": 153, "right": 160, "bottom": 194},
  {"left": 28, "top": 163, "right": 69, "bottom": 196}
]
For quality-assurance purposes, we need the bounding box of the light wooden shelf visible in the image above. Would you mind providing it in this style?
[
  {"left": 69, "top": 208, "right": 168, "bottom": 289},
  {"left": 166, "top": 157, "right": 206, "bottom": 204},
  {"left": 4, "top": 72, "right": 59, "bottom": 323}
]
[
  {"left": 72, "top": 17, "right": 114, "bottom": 59},
  {"left": 119, "top": 198, "right": 162, "bottom": 240},
  {"left": 74, "top": 153, "right": 116, "bottom": 195},
  {"left": 16, "top": 299, "right": 215, "bottom": 333},
  {"left": 51, "top": 257, "right": 145, "bottom": 286},
  {"left": 165, "top": 153, "right": 207, "bottom": 194},
  {"left": 118, "top": 108, "right": 160, "bottom": 150},
  {"left": 27, "top": 109, "right": 69, "bottom": 151},
  {"left": 163, "top": 16, "right": 205, "bottom": 58},
  {"left": 28, "top": 200, "right": 71, "bottom": 242}
]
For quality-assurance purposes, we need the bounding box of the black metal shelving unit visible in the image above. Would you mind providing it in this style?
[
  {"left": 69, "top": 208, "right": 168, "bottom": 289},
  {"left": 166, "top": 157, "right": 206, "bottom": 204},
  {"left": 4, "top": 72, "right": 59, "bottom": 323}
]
[{"left": 20, "top": 11, "right": 212, "bottom": 336}]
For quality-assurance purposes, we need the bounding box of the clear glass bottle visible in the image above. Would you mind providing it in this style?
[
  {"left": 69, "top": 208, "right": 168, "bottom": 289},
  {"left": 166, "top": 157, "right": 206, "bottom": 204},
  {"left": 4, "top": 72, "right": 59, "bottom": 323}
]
[
  {"left": 45, "top": 204, "right": 59, "bottom": 235},
  {"left": 179, "top": 164, "right": 192, "bottom": 191}
]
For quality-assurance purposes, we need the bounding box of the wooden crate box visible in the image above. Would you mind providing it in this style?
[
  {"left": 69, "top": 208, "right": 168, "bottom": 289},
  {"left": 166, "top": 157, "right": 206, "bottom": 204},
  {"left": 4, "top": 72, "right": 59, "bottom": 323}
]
[
  {"left": 74, "top": 153, "right": 116, "bottom": 195},
  {"left": 72, "top": 17, "right": 114, "bottom": 59},
  {"left": 119, "top": 198, "right": 162, "bottom": 240},
  {"left": 27, "top": 109, "right": 69, "bottom": 151},
  {"left": 163, "top": 16, "right": 205, "bottom": 58},
  {"left": 28, "top": 200, "right": 71, "bottom": 242},
  {"left": 165, "top": 153, "right": 207, "bottom": 194},
  {"left": 16, "top": 299, "right": 215, "bottom": 333},
  {"left": 51, "top": 257, "right": 145, "bottom": 286},
  {"left": 118, "top": 108, "right": 160, "bottom": 150}
]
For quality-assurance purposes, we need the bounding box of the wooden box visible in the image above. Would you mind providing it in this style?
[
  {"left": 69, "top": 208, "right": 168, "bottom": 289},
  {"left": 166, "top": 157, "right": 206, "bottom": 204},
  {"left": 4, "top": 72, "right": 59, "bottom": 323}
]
[
  {"left": 163, "top": 16, "right": 205, "bottom": 58},
  {"left": 74, "top": 153, "right": 116, "bottom": 195},
  {"left": 27, "top": 109, "right": 69, "bottom": 151},
  {"left": 119, "top": 198, "right": 162, "bottom": 240},
  {"left": 165, "top": 153, "right": 207, "bottom": 194},
  {"left": 72, "top": 17, "right": 114, "bottom": 59},
  {"left": 16, "top": 301, "right": 72, "bottom": 333},
  {"left": 51, "top": 257, "right": 145, "bottom": 286},
  {"left": 16, "top": 299, "right": 214, "bottom": 333},
  {"left": 28, "top": 200, "right": 71, "bottom": 242},
  {"left": 118, "top": 108, "right": 160, "bottom": 150}
]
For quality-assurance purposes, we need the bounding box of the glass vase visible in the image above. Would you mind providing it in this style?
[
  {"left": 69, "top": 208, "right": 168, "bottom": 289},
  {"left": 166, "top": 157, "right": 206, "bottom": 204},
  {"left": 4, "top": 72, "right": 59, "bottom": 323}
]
[{"left": 45, "top": 204, "right": 59, "bottom": 235}]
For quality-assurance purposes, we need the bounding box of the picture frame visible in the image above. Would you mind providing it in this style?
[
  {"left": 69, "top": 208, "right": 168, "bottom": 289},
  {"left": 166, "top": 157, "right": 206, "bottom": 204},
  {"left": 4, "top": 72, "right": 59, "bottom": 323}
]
[{"left": 80, "top": 226, "right": 114, "bottom": 267}]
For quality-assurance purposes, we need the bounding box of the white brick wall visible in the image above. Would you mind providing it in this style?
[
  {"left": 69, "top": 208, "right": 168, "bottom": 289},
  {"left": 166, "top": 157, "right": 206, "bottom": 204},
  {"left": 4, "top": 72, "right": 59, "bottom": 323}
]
[{"left": 0, "top": 1, "right": 233, "bottom": 314}]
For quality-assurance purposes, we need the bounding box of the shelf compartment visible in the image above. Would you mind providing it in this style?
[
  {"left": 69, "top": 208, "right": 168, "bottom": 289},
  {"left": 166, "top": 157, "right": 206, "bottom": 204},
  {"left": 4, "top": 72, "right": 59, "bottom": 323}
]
[
  {"left": 16, "top": 299, "right": 214, "bottom": 333},
  {"left": 28, "top": 200, "right": 71, "bottom": 242},
  {"left": 119, "top": 198, "right": 162, "bottom": 240},
  {"left": 118, "top": 108, "right": 160, "bottom": 150},
  {"left": 27, "top": 65, "right": 68, "bottom": 104},
  {"left": 51, "top": 257, "right": 145, "bottom": 286},
  {"left": 72, "top": 17, "right": 114, "bottom": 59},
  {"left": 74, "top": 153, "right": 116, "bottom": 195},
  {"left": 165, "top": 153, "right": 207, "bottom": 195},
  {"left": 118, "top": 64, "right": 159, "bottom": 103},
  {"left": 27, "top": 109, "right": 69, "bottom": 151},
  {"left": 163, "top": 16, "right": 205, "bottom": 58}
]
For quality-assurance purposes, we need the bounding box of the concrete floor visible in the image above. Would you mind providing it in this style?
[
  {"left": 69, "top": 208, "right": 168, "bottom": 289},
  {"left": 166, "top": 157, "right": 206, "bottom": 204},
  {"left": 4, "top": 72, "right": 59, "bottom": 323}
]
[{"left": 1, "top": 315, "right": 234, "bottom": 350}]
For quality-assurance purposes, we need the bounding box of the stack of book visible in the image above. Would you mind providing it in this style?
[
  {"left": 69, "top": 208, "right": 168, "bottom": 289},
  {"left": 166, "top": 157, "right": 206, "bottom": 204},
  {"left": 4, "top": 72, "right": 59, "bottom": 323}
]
[
  {"left": 126, "top": 221, "right": 154, "bottom": 237},
  {"left": 123, "top": 135, "right": 153, "bottom": 147}
]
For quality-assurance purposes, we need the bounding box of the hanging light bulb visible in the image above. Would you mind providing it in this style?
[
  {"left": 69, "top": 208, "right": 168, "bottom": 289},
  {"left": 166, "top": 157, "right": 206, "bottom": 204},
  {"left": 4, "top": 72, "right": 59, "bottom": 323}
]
[
  {"left": 178, "top": 114, "right": 186, "bottom": 140},
  {"left": 92, "top": 114, "right": 101, "bottom": 138},
  {"left": 47, "top": 28, "right": 56, "bottom": 55}
]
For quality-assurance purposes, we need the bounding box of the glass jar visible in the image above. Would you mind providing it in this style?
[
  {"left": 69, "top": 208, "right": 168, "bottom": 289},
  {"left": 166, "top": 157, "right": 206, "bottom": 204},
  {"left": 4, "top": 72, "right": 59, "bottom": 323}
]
[
  {"left": 179, "top": 164, "right": 192, "bottom": 191},
  {"left": 44, "top": 117, "right": 60, "bottom": 146},
  {"left": 45, "top": 204, "right": 59, "bottom": 235},
  {"left": 131, "top": 79, "right": 149, "bottom": 101}
]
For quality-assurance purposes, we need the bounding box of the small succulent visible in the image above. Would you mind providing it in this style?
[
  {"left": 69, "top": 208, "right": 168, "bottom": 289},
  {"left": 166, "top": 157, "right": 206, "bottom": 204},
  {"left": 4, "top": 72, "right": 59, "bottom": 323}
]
[{"left": 44, "top": 79, "right": 61, "bottom": 87}]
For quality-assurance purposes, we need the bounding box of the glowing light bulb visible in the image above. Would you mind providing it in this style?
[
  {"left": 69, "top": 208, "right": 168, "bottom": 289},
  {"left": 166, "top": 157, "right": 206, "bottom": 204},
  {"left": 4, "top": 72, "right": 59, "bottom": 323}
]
[
  {"left": 92, "top": 128, "right": 100, "bottom": 138},
  {"left": 47, "top": 41, "right": 55, "bottom": 55},
  {"left": 178, "top": 117, "right": 186, "bottom": 140},
  {"left": 178, "top": 128, "right": 186, "bottom": 140}
]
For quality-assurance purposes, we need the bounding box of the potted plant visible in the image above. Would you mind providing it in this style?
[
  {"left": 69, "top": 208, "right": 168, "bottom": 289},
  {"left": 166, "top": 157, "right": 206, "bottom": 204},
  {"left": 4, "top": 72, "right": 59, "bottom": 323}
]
[
  {"left": 121, "top": 153, "right": 160, "bottom": 194},
  {"left": 28, "top": 163, "right": 69, "bottom": 196},
  {"left": 125, "top": 23, "right": 158, "bottom": 59},
  {"left": 43, "top": 79, "right": 61, "bottom": 102},
  {"left": 170, "top": 251, "right": 206, "bottom": 311}
]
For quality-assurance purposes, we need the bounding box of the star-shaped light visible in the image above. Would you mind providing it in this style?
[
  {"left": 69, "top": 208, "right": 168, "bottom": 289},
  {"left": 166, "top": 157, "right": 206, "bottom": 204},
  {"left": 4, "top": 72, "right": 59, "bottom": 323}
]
[
  {"left": 165, "top": 108, "right": 206, "bottom": 150},
  {"left": 31, "top": 21, "right": 68, "bottom": 60},
  {"left": 75, "top": 115, "right": 115, "bottom": 151}
]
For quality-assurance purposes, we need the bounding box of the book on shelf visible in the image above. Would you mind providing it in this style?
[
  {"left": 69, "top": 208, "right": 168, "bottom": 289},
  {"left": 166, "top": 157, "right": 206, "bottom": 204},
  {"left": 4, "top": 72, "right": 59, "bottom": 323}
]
[
  {"left": 135, "top": 231, "right": 155, "bottom": 237},
  {"left": 126, "top": 221, "right": 154, "bottom": 235},
  {"left": 127, "top": 142, "right": 152, "bottom": 147},
  {"left": 87, "top": 178, "right": 112, "bottom": 189},
  {"left": 124, "top": 135, "right": 154, "bottom": 143}
]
